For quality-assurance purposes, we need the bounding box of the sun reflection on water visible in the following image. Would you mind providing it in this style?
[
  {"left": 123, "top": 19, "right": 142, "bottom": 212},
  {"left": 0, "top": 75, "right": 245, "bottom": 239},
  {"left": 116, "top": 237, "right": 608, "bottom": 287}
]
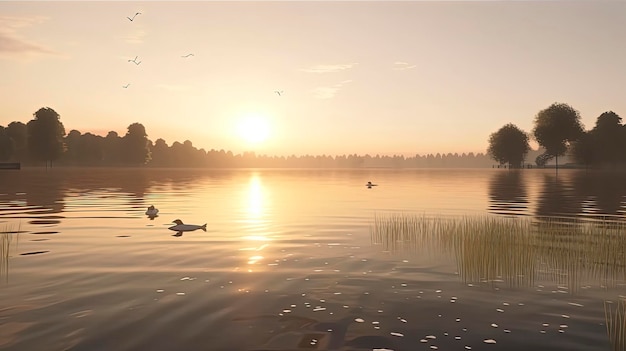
[
  {"left": 240, "top": 173, "right": 273, "bottom": 271},
  {"left": 246, "top": 173, "right": 265, "bottom": 220}
]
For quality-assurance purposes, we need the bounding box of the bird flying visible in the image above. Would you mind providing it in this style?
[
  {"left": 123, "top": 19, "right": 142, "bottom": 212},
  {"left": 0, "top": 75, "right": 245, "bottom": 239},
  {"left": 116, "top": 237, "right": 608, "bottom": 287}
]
[
  {"left": 275, "top": 90, "right": 284, "bottom": 96},
  {"left": 127, "top": 12, "right": 141, "bottom": 21},
  {"left": 128, "top": 56, "right": 141, "bottom": 65},
  {"left": 181, "top": 53, "right": 194, "bottom": 58},
  {"left": 122, "top": 84, "right": 130, "bottom": 88}
]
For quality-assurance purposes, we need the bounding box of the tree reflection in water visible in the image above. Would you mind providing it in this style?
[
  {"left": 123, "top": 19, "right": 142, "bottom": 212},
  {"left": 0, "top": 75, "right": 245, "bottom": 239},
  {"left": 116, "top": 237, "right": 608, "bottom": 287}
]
[{"left": 488, "top": 170, "right": 529, "bottom": 216}]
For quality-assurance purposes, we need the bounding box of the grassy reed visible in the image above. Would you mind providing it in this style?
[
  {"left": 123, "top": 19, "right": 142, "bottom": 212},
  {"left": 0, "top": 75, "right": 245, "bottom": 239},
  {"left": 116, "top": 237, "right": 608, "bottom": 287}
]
[
  {"left": 605, "top": 300, "right": 626, "bottom": 351},
  {"left": 1, "top": 223, "right": 19, "bottom": 283},
  {"left": 371, "top": 213, "right": 626, "bottom": 290}
]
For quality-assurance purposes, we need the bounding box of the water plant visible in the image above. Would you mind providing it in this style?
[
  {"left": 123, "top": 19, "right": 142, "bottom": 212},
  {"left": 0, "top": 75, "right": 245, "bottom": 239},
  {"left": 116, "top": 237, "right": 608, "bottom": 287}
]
[
  {"left": 371, "top": 213, "right": 626, "bottom": 291},
  {"left": 605, "top": 299, "right": 626, "bottom": 351},
  {"left": 1, "top": 223, "right": 19, "bottom": 283}
]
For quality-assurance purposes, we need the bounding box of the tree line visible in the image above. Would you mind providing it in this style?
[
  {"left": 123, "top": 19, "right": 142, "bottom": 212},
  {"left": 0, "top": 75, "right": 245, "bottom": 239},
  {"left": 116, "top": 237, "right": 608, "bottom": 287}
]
[
  {"left": 488, "top": 102, "right": 626, "bottom": 169},
  {"left": 1, "top": 107, "right": 515, "bottom": 168}
]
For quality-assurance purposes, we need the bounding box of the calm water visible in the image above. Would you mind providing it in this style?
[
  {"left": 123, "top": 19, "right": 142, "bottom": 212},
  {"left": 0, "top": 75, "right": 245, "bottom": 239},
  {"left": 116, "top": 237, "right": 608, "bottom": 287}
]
[{"left": 1, "top": 168, "right": 625, "bottom": 351}]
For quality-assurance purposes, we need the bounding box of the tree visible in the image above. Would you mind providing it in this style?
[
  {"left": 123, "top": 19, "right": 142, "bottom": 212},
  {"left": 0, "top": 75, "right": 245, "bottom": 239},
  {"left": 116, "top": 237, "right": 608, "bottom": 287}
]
[
  {"left": 122, "top": 123, "right": 151, "bottom": 165},
  {"left": 103, "top": 131, "right": 122, "bottom": 165},
  {"left": 487, "top": 123, "right": 530, "bottom": 168},
  {"left": 64, "top": 129, "right": 82, "bottom": 165},
  {"left": 149, "top": 138, "right": 171, "bottom": 166},
  {"left": 623, "top": 123, "right": 626, "bottom": 164},
  {"left": 567, "top": 111, "right": 625, "bottom": 169},
  {"left": 590, "top": 111, "right": 623, "bottom": 167},
  {"left": 78, "top": 133, "right": 104, "bottom": 165},
  {"left": 532, "top": 103, "right": 584, "bottom": 172},
  {"left": 570, "top": 131, "right": 595, "bottom": 169},
  {"left": 535, "top": 153, "right": 553, "bottom": 168},
  {"left": 26, "top": 107, "right": 66, "bottom": 167},
  {"left": 6, "top": 122, "right": 28, "bottom": 162},
  {"left": 0, "top": 126, "right": 15, "bottom": 161}
]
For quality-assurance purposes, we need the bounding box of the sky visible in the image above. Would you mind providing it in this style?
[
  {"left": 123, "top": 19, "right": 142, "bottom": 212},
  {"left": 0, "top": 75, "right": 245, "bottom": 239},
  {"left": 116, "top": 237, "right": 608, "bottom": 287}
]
[{"left": 0, "top": 1, "right": 625, "bottom": 157}]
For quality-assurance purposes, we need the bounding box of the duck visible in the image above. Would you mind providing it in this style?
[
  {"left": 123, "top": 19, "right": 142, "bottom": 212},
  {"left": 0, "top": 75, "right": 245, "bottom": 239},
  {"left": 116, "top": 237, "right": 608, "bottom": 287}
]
[
  {"left": 366, "top": 181, "right": 378, "bottom": 187},
  {"left": 168, "top": 219, "right": 207, "bottom": 237},
  {"left": 145, "top": 205, "right": 159, "bottom": 217}
]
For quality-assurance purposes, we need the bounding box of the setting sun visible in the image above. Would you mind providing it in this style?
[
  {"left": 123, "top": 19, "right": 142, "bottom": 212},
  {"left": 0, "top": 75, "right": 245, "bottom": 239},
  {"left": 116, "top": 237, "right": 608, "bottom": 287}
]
[{"left": 237, "top": 113, "right": 270, "bottom": 144}]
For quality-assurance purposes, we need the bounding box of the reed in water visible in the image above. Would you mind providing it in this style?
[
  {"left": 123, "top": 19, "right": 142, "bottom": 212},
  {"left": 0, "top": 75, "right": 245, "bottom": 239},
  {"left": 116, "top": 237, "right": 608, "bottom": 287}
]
[
  {"left": 605, "top": 299, "right": 626, "bottom": 351},
  {"left": 371, "top": 213, "right": 626, "bottom": 291},
  {"left": 1, "top": 223, "right": 20, "bottom": 283}
]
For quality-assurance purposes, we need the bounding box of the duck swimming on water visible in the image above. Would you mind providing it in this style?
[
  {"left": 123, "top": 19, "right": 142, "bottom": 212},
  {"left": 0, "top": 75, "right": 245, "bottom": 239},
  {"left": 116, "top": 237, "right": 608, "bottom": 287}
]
[
  {"left": 145, "top": 205, "right": 159, "bottom": 217},
  {"left": 168, "top": 219, "right": 207, "bottom": 237},
  {"left": 366, "top": 181, "right": 378, "bottom": 188}
]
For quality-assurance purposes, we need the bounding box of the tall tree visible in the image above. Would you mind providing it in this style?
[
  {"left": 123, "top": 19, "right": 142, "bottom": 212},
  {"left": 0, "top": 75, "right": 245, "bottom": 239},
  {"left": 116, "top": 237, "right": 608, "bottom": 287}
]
[
  {"left": 26, "top": 107, "right": 66, "bottom": 167},
  {"left": 532, "top": 103, "right": 584, "bottom": 172},
  {"left": 122, "top": 123, "right": 151, "bottom": 165},
  {"left": 487, "top": 123, "right": 530, "bottom": 168}
]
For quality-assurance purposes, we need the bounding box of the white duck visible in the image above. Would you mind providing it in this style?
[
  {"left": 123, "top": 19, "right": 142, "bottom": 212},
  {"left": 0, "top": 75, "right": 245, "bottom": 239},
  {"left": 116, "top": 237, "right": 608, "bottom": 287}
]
[
  {"left": 168, "top": 219, "right": 207, "bottom": 237},
  {"left": 145, "top": 205, "right": 159, "bottom": 217}
]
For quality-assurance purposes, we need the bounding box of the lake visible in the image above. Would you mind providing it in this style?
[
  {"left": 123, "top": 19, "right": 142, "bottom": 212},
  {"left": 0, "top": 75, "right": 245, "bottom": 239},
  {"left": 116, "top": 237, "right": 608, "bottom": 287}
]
[{"left": 1, "top": 167, "right": 625, "bottom": 351}]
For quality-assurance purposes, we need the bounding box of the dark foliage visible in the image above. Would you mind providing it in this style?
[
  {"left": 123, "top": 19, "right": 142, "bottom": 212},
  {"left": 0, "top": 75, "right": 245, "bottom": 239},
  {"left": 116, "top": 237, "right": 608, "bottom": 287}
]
[{"left": 487, "top": 123, "right": 530, "bottom": 168}]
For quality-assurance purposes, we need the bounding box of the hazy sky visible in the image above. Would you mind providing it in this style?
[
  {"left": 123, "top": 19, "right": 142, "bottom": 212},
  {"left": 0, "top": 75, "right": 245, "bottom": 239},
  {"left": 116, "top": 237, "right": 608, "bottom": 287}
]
[{"left": 1, "top": 1, "right": 625, "bottom": 157}]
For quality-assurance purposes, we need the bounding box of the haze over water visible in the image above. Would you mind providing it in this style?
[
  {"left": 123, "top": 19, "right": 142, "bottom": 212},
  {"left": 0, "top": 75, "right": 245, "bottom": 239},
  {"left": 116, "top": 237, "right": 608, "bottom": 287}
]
[
  {"left": 1, "top": 168, "right": 625, "bottom": 350},
  {"left": 2, "top": 1, "right": 626, "bottom": 349}
]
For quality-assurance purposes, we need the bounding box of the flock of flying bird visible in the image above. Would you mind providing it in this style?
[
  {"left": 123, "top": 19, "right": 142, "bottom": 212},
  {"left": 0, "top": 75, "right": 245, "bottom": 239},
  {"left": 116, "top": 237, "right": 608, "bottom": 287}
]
[
  {"left": 122, "top": 12, "right": 195, "bottom": 89},
  {"left": 122, "top": 11, "right": 282, "bottom": 96}
]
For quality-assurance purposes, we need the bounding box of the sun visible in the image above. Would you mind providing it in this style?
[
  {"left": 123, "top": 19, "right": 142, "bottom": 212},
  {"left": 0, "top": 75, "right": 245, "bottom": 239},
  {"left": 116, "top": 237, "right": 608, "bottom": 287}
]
[{"left": 237, "top": 113, "right": 270, "bottom": 144}]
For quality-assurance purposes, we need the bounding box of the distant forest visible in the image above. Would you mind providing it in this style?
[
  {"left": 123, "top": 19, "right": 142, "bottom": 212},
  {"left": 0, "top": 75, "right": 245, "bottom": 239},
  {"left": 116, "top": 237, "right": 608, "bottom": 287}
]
[
  {"left": 3, "top": 103, "right": 624, "bottom": 169},
  {"left": 0, "top": 107, "right": 521, "bottom": 168}
]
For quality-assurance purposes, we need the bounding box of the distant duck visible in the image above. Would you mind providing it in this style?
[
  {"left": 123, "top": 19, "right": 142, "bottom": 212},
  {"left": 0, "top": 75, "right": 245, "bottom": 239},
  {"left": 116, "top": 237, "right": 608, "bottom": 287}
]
[
  {"left": 145, "top": 205, "right": 159, "bottom": 217},
  {"left": 366, "top": 181, "right": 378, "bottom": 188},
  {"left": 168, "top": 219, "right": 207, "bottom": 237}
]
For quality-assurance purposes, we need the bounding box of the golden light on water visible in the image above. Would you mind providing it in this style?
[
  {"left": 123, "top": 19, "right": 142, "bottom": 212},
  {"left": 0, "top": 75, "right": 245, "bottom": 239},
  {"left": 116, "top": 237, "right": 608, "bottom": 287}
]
[
  {"left": 241, "top": 236, "right": 271, "bottom": 242},
  {"left": 247, "top": 255, "right": 263, "bottom": 264},
  {"left": 241, "top": 173, "right": 273, "bottom": 271},
  {"left": 246, "top": 174, "right": 265, "bottom": 219}
]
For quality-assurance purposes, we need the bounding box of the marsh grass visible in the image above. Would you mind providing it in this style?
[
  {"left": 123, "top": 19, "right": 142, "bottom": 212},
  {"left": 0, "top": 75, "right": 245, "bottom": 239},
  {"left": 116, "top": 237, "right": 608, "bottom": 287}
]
[
  {"left": 605, "top": 300, "right": 626, "bottom": 351},
  {"left": 1, "top": 223, "right": 20, "bottom": 283},
  {"left": 371, "top": 213, "right": 626, "bottom": 290}
]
